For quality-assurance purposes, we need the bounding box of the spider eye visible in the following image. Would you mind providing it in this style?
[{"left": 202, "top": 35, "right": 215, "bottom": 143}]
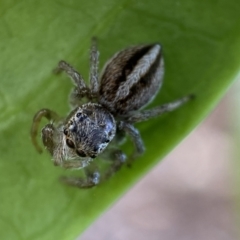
[
  {"left": 66, "top": 139, "right": 75, "bottom": 149},
  {"left": 76, "top": 149, "right": 87, "bottom": 158},
  {"left": 63, "top": 128, "right": 68, "bottom": 135}
]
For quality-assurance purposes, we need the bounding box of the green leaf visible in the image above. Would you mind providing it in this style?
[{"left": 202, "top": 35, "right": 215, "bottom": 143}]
[{"left": 0, "top": 0, "right": 240, "bottom": 239}]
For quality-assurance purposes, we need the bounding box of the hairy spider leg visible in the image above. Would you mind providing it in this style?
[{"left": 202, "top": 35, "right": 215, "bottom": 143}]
[
  {"left": 89, "top": 37, "right": 100, "bottom": 95},
  {"left": 126, "top": 95, "right": 194, "bottom": 123}
]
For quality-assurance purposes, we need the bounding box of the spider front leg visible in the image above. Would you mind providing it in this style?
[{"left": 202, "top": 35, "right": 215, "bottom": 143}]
[{"left": 31, "top": 108, "right": 60, "bottom": 153}]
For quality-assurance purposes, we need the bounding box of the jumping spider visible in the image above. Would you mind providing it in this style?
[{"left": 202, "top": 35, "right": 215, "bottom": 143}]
[{"left": 31, "top": 38, "right": 192, "bottom": 188}]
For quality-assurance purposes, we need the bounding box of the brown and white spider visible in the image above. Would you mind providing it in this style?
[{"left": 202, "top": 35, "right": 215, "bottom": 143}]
[{"left": 31, "top": 38, "right": 192, "bottom": 188}]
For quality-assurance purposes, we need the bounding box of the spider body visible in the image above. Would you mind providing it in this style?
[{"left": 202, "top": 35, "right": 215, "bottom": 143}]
[{"left": 31, "top": 38, "right": 191, "bottom": 188}]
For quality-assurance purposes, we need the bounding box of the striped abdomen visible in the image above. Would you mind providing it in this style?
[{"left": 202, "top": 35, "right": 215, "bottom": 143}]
[{"left": 99, "top": 44, "right": 164, "bottom": 115}]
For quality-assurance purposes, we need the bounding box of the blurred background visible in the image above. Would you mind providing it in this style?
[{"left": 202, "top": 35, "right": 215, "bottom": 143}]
[{"left": 80, "top": 87, "right": 240, "bottom": 240}]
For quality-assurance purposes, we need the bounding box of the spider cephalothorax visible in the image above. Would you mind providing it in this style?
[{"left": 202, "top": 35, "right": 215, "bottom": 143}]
[{"left": 62, "top": 103, "right": 116, "bottom": 159}]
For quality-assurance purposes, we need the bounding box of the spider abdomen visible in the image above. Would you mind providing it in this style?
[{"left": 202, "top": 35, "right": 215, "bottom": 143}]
[{"left": 99, "top": 44, "right": 164, "bottom": 115}]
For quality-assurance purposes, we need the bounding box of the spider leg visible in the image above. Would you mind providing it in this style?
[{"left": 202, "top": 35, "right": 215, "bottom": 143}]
[
  {"left": 57, "top": 159, "right": 89, "bottom": 169},
  {"left": 102, "top": 149, "right": 127, "bottom": 180},
  {"left": 59, "top": 149, "right": 126, "bottom": 188},
  {"left": 126, "top": 94, "right": 194, "bottom": 123},
  {"left": 89, "top": 37, "right": 100, "bottom": 96},
  {"left": 54, "top": 60, "right": 91, "bottom": 99},
  {"left": 69, "top": 87, "right": 88, "bottom": 107},
  {"left": 31, "top": 108, "right": 60, "bottom": 153},
  {"left": 118, "top": 121, "right": 145, "bottom": 160},
  {"left": 60, "top": 165, "right": 100, "bottom": 189},
  {"left": 54, "top": 60, "right": 86, "bottom": 89}
]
